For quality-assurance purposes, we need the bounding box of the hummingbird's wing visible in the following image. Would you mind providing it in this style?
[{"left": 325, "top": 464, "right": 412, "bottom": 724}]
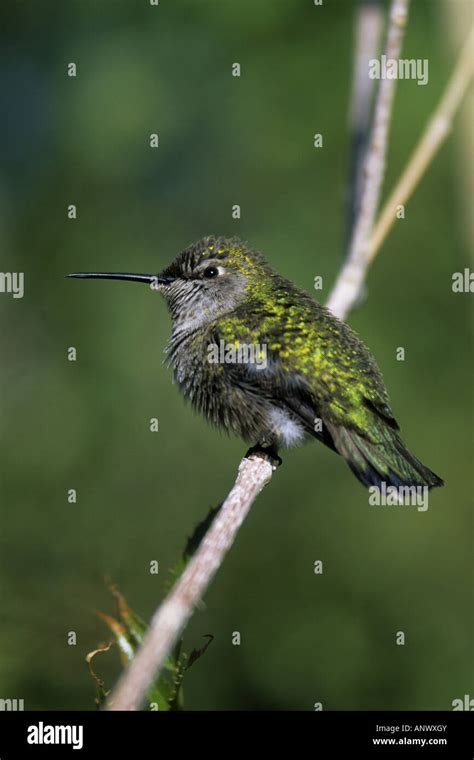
[
  {"left": 214, "top": 289, "right": 442, "bottom": 489},
  {"left": 216, "top": 290, "right": 398, "bottom": 439}
]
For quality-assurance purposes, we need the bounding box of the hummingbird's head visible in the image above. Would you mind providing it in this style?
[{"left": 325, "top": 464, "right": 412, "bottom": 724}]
[
  {"left": 153, "top": 236, "right": 271, "bottom": 332},
  {"left": 68, "top": 236, "right": 272, "bottom": 333}
]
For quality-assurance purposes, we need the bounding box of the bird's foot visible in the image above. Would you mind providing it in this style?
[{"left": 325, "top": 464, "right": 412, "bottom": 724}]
[{"left": 245, "top": 443, "right": 282, "bottom": 469}]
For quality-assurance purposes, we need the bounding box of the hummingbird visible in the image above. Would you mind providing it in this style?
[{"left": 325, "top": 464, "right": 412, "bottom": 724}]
[{"left": 68, "top": 236, "right": 443, "bottom": 491}]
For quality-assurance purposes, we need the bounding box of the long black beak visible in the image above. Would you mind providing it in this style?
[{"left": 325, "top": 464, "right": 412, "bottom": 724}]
[{"left": 66, "top": 272, "right": 173, "bottom": 285}]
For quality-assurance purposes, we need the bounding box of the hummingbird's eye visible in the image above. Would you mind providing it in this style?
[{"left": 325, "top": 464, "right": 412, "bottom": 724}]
[{"left": 203, "top": 266, "right": 219, "bottom": 279}]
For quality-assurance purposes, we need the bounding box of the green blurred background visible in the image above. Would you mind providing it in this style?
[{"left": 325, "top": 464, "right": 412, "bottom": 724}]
[{"left": 0, "top": 0, "right": 472, "bottom": 710}]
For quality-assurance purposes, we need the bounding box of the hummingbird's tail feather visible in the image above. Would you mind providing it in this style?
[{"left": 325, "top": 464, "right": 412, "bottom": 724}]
[{"left": 328, "top": 424, "right": 444, "bottom": 490}]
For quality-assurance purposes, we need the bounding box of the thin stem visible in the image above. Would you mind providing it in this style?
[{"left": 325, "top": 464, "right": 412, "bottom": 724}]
[
  {"left": 368, "top": 24, "right": 474, "bottom": 260},
  {"left": 346, "top": 0, "right": 384, "bottom": 246},
  {"left": 327, "top": 0, "right": 410, "bottom": 320}
]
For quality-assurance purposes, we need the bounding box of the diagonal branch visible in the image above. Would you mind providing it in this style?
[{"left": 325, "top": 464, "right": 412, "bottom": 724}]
[
  {"left": 107, "top": 453, "right": 274, "bottom": 710},
  {"left": 345, "top": 0, "right": 384, "bottom": 247},
  {"left": 327, "top": 0, "right": 410, "bottom": 320},
  {"left": 106, "top": 0, "right": 469, "bottom": 712},
  {"left": 367, "top": 23, "right": 474, "bottom": 261}
]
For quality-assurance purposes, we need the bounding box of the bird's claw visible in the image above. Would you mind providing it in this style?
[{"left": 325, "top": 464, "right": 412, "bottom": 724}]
[{"left": 245, "top": 444, "right": 282, "bottom": 469}]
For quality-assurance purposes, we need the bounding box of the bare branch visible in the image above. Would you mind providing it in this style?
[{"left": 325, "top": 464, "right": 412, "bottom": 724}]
[
  {"left": 107, "top": 453, "right": 274, "bottom": 711},
  {"left": 368, "top": 24, "right": 474, "bottom": 261},
  {"left": 327, "top": 0, "right": 410, "bottom": 320},
  {"left": 346, "top": 0, "right": 384, "bottom": 244}
]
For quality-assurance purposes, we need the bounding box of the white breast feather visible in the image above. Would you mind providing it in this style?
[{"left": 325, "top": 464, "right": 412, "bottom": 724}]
[{"left": 270, "top": 407, "right": 306, "bottom": 447}]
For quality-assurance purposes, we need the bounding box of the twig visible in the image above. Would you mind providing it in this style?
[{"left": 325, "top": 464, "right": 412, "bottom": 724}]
[
  {"left": 106, "top": 1, "right": 470, "bottom": 712},
  {"left": 346, "top": 0, "right": 384, "bottom": 245},
  {"left": 327, "top": 0, "right": 410, "bottom": 320},
  {"left": 107, "top": 454, "right": 274, "bottom": 710},
  {"left": 368, "top": 24, "right": 474, "bottom": 261}
]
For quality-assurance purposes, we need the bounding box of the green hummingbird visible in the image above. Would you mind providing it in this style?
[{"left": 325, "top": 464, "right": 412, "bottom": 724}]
[{"left": 68, "top": 236, "right": 443, "bottom": 491}]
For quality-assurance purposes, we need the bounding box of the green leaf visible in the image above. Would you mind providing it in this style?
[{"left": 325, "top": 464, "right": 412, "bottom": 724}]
[{"left": 88, "top": 582, "right": 213, "bottom": 710}]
